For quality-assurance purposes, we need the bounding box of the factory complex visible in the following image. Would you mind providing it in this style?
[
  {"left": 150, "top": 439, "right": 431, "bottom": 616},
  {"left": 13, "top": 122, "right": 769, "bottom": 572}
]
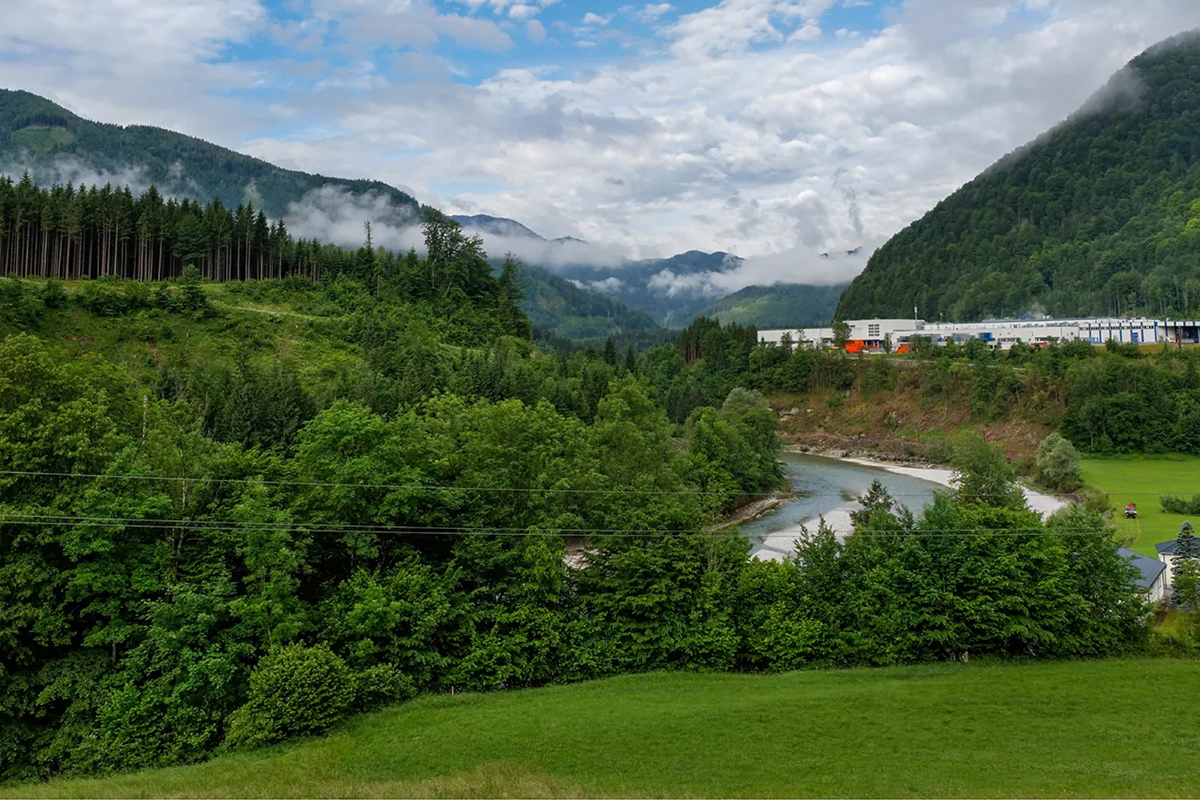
[{"left": 758, "top": 317, "right": 1200, "bottom": 353}]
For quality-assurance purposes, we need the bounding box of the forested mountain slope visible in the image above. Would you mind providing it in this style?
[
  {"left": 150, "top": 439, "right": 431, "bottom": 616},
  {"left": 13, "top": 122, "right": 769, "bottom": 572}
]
[
  {"left": 701, "top": 283, "right": 847, "bottom": 328},
  {"left": 520, "top": 264, "right": 659, "bottom": 339},
  {"left": 837, "top": 32, "right": 1200, "bottom": 322},
  {"left": 0, "top": 89, "right": 421, "bottom": 219}
]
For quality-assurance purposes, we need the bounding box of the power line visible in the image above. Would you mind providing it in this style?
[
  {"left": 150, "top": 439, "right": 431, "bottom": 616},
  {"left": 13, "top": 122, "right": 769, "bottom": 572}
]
[
  {"left": 0, "top": 468, "right": 1183, "bottom": 499},
  {"left": 0, "top": 512, "right": 1128, "bottom": 537}
]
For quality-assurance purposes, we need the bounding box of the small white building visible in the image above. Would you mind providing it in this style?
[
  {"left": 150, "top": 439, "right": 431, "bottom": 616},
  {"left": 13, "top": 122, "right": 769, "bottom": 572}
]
[
  {"left": 1119, "top": 547, "right": 1167, "bottom": 604},
  {"left": 1155, "top": 536, "right": 1197, "bottom": 595}
]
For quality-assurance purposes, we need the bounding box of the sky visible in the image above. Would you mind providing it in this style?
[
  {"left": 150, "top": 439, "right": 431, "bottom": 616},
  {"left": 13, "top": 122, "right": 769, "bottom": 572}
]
[{"left": 4, "top": 0, "right": 1200, "bottom": 286}]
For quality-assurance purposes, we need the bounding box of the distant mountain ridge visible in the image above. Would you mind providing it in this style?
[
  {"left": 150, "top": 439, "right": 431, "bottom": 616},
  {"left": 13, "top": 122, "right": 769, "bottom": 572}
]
[
  {"left": 0, "top": 89, "right": 422, "bottom": 220},
  {"left": 0, "top": 91, "right": 828, "bottom": 334}
]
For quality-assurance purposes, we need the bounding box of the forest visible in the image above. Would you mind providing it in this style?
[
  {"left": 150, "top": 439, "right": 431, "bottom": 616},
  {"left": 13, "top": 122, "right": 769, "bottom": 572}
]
[
  {"left": 837, "top": 33, "right": 1200, "bottom": 321},
  {"left": 0, "top": 210, "right": 1156, "bottom": 785}
]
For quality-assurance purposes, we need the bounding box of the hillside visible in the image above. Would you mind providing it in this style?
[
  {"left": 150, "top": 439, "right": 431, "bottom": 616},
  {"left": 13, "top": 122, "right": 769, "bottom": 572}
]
[
  {"left": 5, "top": 660, "right": 1198, "bottom": 799},
  {"left": 520, "top": 264, "right": 659, "bottom": 339},
  {"left": 701, "top": 283, "right": 848, "bottom": 328},
  {"left": 0, "top": 94, "right": 784, "bottom": 335},
  {"left": 0, "top": 90, "right": 421, "bottom": 220},
  {"left": 837, "top": 32, "right": 1200, "bottom": 322}
]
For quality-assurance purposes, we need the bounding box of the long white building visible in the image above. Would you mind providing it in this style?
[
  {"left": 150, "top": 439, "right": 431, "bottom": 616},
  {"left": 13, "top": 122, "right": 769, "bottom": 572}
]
[{"left": 759, "top": 317, "right": 1200, "bottom": 352}]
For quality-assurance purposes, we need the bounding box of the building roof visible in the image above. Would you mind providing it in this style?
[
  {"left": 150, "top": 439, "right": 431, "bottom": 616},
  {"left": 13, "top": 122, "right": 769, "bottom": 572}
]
[
  {"left": 1119, "top": 547, "right": 1166, "bottom": 590},
  {"left": 1157, "top": 539, "right": 1178, "bottom": 555}
]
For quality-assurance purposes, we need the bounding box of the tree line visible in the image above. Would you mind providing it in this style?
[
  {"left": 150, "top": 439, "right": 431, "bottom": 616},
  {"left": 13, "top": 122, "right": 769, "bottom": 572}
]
[{"left": 0, "top": 173, "right": 498, "bottom": 292}]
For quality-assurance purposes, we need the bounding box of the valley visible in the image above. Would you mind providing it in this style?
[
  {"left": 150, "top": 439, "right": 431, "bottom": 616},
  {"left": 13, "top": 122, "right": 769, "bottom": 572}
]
[{"left": 3, "top": 17, "right": 1200, "bottom": 800}]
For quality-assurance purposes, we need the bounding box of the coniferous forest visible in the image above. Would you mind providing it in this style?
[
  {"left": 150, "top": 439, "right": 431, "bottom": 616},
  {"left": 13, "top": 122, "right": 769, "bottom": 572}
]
[{"left": 0, "top": 173, "right": 410, "bottom": 284}]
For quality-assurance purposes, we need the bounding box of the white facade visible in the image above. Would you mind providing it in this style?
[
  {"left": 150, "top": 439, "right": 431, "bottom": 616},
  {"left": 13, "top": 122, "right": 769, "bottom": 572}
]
[{"left": 759, "top": 317, "right": 1200, "bottom": 351}]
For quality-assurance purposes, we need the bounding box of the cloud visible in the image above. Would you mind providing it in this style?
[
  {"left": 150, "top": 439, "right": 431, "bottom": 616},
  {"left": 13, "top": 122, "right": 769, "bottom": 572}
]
[
  {"left": 526, "top": 19, "right": 547, "bottom": 41},
  {"left": 575, "top": 276, "right": 626, "bottom": 293},
  {"left": 454, "top": 225, "right": 630, "bottom": 268},
  {"left": 630, "top": 3, "right": 675, "bottom": 23},
  {"left": 7, "top": 0, "right": 1200, "bottom": 290},
  {"left": 285, "top": 186, "right": 424, "bottom": 252},
  {"left": 0, "top": 155, "right": 156, "bottom": 197}
]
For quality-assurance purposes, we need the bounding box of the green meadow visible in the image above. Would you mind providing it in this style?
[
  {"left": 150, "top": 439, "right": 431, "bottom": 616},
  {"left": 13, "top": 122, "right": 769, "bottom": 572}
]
[
  {"left": 1080, "top": 456, "right": 1200, "bottom": 556},
  {"left": 7, "top": 659, "right": 1199, "bottom": 799}
]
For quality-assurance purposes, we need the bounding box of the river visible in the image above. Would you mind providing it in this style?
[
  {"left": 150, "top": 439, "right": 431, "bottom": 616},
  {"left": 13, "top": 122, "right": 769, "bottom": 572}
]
[
  {"left": 741, "top": 452, "right": 945, "bottom": 561},
  {"left": 741, "top": 452, "right": 1068, "bottom": 561}
]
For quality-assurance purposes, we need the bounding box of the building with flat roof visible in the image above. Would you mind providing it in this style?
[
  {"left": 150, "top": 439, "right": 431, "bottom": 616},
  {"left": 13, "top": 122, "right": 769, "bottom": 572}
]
[{"left": 759, "top": 317, "right": 1200, "bottom": 352}]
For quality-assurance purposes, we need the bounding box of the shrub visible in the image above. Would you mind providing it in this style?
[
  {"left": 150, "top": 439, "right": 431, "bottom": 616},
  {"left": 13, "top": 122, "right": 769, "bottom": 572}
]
[
  {"left": 40, "top": 279, "right": 67, "bottom": 308},
  {"left": 924, "top": 434, "right": 953, "bottom": 465},
  {"left": 1161, "top": 493, "right": 1200, "bottom": 515},
  {"left": 1035, "top": 432, "right": 1083, "bottom": 492},
  {"left": 226, "top": 644, "right": 354, "bottom": 749},
  {"left": 351, "top": 664, "right": 417, "bottom": 712}
]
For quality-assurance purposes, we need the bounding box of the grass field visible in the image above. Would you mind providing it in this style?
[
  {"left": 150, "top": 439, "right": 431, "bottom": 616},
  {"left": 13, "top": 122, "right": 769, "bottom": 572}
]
[
  {"left": 6, "top": 659, "right": 1200, "bottom": 799},
  {"left": 1080, "top": 456, "right": 1200, "bottom": 556}
]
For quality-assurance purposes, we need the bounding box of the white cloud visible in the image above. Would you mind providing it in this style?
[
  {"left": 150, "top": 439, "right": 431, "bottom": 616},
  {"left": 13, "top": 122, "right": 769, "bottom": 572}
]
[
  {"left": 286, "top": 186, "right": 424, "bottom": 252},
  {"left": 582, "top": 12, "right": 615, "bottom": 25},
  {"left": 7, "top": 0, "right": 1200, "bottom": 291},
  {"left": 632, "top": 3, "right": 675, "bottom": 23},
  {"left": 526, "top": 19, "right": 547, "bottom": 41}
]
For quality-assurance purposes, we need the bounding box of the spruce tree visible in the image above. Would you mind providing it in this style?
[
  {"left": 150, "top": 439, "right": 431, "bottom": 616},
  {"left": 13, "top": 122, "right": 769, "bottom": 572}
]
[
  {"left": 603, "top": 336, "right": 618, "bottom": 367},
  {"left": 1172, "top": 521, "right": 1199, "bottom": 606}
]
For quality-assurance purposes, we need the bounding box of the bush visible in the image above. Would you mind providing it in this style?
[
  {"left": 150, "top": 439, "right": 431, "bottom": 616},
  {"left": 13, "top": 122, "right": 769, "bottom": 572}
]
[
  {"left": 351, "top": 664, "right": 417, "bottom": 712},
  {"left": 1161, "top": 493, "right": 1200, "bottom": 515},
  {"left": 40, "top": 279, "right": 67, "bottom": 308},
  {"left": 1035, "top": 432, "right": 1083, "bottom": 492},
  {"left": 226, "top": 645, "right": 354, "bottom": 749}
]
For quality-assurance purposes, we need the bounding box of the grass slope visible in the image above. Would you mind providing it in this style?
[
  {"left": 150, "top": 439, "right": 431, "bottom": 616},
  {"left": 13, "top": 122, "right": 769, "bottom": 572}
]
[
  {"left": 1081, "top": 456, "right": 1200, "bottom": 555},
  {"left": 8, "top": 659, "right": 1200, "bottom": 799}
]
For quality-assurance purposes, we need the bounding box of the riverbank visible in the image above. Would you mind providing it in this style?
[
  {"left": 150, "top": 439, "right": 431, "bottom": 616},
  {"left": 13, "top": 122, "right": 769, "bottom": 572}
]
[
  {"left": 712, "top": 490, "right": 796, "bottom": 531},
  {"left": 781, "top": 446, "right": 1068, "bottom": 517}
]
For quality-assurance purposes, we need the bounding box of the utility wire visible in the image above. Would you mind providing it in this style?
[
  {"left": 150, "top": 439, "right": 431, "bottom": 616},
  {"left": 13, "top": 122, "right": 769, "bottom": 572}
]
[
  {"left": 0, "top": 469, "right": 1177, "bottom": 499},
  {"left": 0, "top": 512, "right": 1129, "bottom": 537}
]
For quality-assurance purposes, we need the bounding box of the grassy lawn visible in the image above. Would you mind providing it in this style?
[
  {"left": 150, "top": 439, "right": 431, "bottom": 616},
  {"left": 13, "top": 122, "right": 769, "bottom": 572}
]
[
  {"left": 6, "top": 659, "right": 1200, "bottom": 799},
  {"left": 1080, "top": 457, "right": 1200, "bottom": 556}
]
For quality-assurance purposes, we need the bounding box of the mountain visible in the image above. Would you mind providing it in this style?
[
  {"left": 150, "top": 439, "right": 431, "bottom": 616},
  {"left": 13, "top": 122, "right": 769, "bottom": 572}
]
[
  {"left": 0, "top": 92, "right": 663, "bottom": 339},
  {"left": 519, "top": 264, "right": 659, "bottom": 339},
  {"left": 557, "top": 251, "right": 746, "bottom": 327},
  {"left": 0, "top": 91, "right": 801, "bottom": 335},
  {"left": 448, "top": 216, "right": 758, "bottom": 328},
  {"left": 836, "top": 32, "right": 1200, "bottom": 322},
  {"left": 0, "top": 89, "right": 422, "bottom": 220},
  {"left": 701, "top": 283, "right": 848, "bottom": 328},
  {"left": 450, "top": 214, "right": 545, "bottom": 240}
]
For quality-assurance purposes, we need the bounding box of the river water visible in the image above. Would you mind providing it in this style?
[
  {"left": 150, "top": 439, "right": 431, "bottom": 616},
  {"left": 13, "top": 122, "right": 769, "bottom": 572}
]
[{"left": 741, "top": 452, "right": 945, "bottom": 561}]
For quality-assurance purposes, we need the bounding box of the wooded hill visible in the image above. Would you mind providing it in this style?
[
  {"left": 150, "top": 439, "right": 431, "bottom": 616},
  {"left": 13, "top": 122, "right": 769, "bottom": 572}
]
[
  {"left": 701, "top": 283, "right": 847, "bottom": 328},
  {"left": 837, "top": 32, "right": 1200, "bottom": 322},
  {"left": 0, "top": 89, "right": 420, "bottom": 220}
]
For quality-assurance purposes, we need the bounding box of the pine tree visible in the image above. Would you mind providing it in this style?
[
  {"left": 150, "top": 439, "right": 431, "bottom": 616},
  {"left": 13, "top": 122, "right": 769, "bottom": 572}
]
[
  {"left": 1172, "top": 520, "right": 1199, "bottom": 605},
  {"left": 602, "top": 337, "right": 618, "bottom": 367}
]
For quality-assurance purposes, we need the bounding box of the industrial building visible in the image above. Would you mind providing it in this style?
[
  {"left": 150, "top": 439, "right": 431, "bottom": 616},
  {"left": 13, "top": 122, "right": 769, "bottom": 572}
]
[{"left": 759, "top": 317, "right": 1200, "bottom": 352}]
